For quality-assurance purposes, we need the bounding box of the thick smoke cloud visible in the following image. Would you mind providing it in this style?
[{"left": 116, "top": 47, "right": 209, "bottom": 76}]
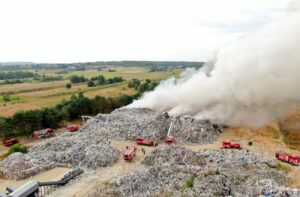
[{"left": 128, "top": 2, "right": 300, "bottom": 127}]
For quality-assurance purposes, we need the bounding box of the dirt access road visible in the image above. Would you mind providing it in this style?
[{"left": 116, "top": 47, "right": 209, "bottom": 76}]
[
  {"left": 48, "top": 140, "right": 156, "bottom": 197},
  {"left": 0, "top": 167, "right": 72, "bottom": 194}
]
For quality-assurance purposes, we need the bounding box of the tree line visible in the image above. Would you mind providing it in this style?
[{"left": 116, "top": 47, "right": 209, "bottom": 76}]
[
  {"left": 69, "top": 74, "right": 124, "bottom": 87},
  {"left": 1, "top": 79, "right": 24, "bottom": 85},
  {"left": 0, "top": 71, "right": 34, "bottom": 80},
  {"left": 0, "top": 71, "right": 65, "bottom": 84},
  {"left": 0, "top": 92, "right": 139, "bottom": 139},
  {"left": 0, "top": 61, "right": 204, "bottom": 71},
  {"left": 128, "top": 79, "right": 159, "bottom": 94}
]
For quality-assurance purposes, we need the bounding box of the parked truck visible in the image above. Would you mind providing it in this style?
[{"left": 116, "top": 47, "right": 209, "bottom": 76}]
[
  {"left": 136, "top": 137, "right": 156, "bottom": 146},
  {"left": 276, "top": 152, "right": 300, "bottom": 165},
  {"left": 67, "top": 125, "right": 79, "bottom": 132},
  {"left": 31, "top": 128, "right": 54, "bottom": 139},
  {"left": 122, "top": 146, "right": 137, "bottom": 161},
  {"left": 3, "top": 139, "right": 18, "bottom": 147},
  {"left": 221, "top": 140, "right": 241, "bottom": 149}
]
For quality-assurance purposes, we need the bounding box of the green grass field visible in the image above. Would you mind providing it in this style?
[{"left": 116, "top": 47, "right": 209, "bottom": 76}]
[{"left": 0, "top": 66, "right": 182, "bottom": 117}]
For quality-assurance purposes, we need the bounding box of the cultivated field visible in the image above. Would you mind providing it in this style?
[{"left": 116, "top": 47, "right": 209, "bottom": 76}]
[{"left": 0, "top": 67, "right": 182, "bottom": 117}]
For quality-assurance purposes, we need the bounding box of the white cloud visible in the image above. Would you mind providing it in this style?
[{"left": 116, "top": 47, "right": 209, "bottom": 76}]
[{"left": 0, "top": 0, "right": 288, "bottom": 63}]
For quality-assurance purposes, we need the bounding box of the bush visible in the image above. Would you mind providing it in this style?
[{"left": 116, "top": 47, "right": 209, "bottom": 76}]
[
  {"left": 87, "top": 81, "right": 96, "bottom": 87},
  {"left": 2, "top": 94, "right": 11, "bottom": 102},
  {"left": 8, "top": 144, "right": 28, "bottom": 155},
  {"left": 275, "top": 163, "right": 291, "bottom": 173},
  {"left": 66, "top": 83, "right": 72, "bottom": 89},
  {"left": 39, "top": 75, "right": 63, "bottom": 82},
  {"left": 3, "top": 79, "right": 23, "bottom": 84},
  {"left": 185, "top": 176, "right": 195, "bottom": 188},
  {"left": 70, "top": 75, "right": 87, "bottom": 83},
  {"left": 128, "top": 79, "right": 141, "bottom": 89},
  {"left": 128, "top": 79, "right": 158, "bottom": 94}
]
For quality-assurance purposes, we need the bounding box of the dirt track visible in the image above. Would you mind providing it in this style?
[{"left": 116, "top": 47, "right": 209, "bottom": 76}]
[
  {"left": 0, "top": 167, "right": 72, "bottom": 194},
  {"left": 48, "top": 140, "right": 155, "bottom": 197}
]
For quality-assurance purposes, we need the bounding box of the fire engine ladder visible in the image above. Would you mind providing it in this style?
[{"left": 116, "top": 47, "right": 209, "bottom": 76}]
[{"left": 167, "top": 121, "right": 174, "bottom": 137}]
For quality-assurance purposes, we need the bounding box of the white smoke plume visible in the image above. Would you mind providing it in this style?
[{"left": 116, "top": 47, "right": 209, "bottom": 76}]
[{"left": 128, "top": 2, "right": 300, "bottom": 127}]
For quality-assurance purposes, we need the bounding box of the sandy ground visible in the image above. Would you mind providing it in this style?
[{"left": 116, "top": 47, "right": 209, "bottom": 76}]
[
  {"left": 188, "top": 124, "right": 299, "bottom": 158},
  {"left": 0, "top": 167, "right": 72, "bottom": 194},
  {"left": 48, "top": 140, "right": 156, "bottom": 197}
]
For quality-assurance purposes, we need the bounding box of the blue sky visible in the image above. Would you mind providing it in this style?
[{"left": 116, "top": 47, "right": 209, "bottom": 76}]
[{"left": 0, "top": 0, "right": 288, "bottom": 63}]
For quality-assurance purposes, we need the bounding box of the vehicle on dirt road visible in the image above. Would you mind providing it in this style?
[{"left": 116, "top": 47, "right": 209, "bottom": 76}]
[
  {"left": 32, "top": 128, "right": 54, "bottom": 139},
  {"left": 3, "top": 139, "right": 19, "bottom": 147},
  {"left": 122, "top": 146, "right": 137, "bottom": 161},
  {"left": 276, "top": 152, "right": 300, "bottom": 165},
  {"left": 136, "top": 137, "right": 156, "bottom": 146},
  {"left": 67, "top": 125, "right": 79, "bottom": 132},
  {"left": 221, "top": 140, "right": 241, "bottom": 149}
]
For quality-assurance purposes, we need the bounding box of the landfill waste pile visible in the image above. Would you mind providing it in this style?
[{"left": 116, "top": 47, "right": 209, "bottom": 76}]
[
  {"left": 0, "top": 132, "right": 120, "bottom": 180},
  {"left": 100, "top": 146, "right": 300, "bottom": 197},
  {"left": 82, "top": 108, "right": 223, "bottom": 144},
  {"left": 0, "top": 108, "right": 221, "bottom": 180}
]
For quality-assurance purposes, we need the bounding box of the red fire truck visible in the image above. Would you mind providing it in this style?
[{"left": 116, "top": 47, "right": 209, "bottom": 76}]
[
  {"left": 122, "top": 146, "right": 137, "bottom": 161},
  {"left": 221, "top": 140, "right": 241, "bottom": 149},
  {"left": 276, "top": 152, "right": 300, "bottom": 165}
]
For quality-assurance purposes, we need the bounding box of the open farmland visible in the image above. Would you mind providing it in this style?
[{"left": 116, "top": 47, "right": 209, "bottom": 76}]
[{"left": 0, "top": 67, "right": 182, "bottom": 117}]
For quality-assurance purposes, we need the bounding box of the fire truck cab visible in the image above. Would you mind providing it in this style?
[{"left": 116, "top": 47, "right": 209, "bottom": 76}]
[
  {"left": 122, "top": 146, "right": 137, "bottom": 161},
  {"left": 3, "top": 139, "right": 19, "bottom": 147},
  {"left": 221, "top": 140, "right": 241, "bottom": 149},
  {"left": 136, "top": 137, "right": 155, "bottom": 146},
  {"left": 32, "top": 128, "right": 54, "bottom": 139},
  {"left": 165, "top": 136, "right": 176, "bottom": 145},
  {"left": 67, "top": 125, "right": 79, "bottom": 132}
]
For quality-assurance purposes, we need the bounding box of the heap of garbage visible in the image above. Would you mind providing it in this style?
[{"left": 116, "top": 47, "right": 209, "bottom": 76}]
[
  {"left": 0, "top": 108, "right": 222, "bottom": 180},
  {"left": 100, "top": 146, "right": 300, "bottom": 197},
  {"left": 0, "top": 132, "right": 120, "bottom": 180},
  {"left": 82, "top": 108, "right": 223, "bottom": 144}
]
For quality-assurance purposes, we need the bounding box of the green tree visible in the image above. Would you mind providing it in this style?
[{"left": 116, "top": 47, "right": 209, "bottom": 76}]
[
  {"left": 66, "top": 83, "right": 72, "bottom": 89},
  {"left": 39, "top": 108, "right": 64, "bottom": 128},
  {"left": 97, "top": 75, "right": 106, "bottom": 85},
  {"left": 70, "top": 75, "right": 87, "bottom": 83},
  {"left": 10, "top": 110, "right": 42, "bottom": 136},
  {"left": 87, "top": 81, "right": 96, "bottom": 87}
]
